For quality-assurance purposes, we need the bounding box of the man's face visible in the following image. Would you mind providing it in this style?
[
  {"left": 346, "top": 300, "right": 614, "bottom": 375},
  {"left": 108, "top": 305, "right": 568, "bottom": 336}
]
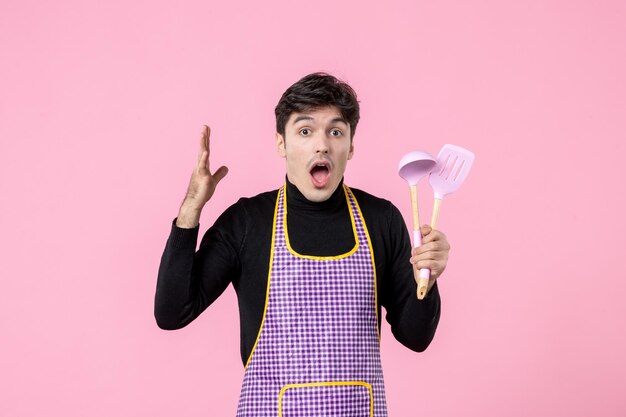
[{"left": 276, "top": 105, "right": 354, "bottom": 202}]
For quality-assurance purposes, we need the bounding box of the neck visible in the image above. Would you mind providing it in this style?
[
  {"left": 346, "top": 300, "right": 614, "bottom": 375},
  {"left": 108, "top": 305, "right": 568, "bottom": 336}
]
[{"left": 285, "top": 176, "right": 345, "bottom": 212}]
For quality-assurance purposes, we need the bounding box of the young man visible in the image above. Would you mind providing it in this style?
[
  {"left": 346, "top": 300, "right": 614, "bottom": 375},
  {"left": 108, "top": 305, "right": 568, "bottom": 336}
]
[{"left": 155, "top": 72, "right": 450, "bottom": 416}]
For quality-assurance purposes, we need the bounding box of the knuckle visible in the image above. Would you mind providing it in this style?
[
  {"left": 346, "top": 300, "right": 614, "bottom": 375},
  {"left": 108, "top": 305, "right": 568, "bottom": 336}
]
[{"left": 425, "top": 260, "right": 435, "bottom": 269}]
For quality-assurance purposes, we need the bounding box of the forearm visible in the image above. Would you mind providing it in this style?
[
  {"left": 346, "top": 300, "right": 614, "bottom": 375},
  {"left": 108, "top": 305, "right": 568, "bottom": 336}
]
[
  {"left": 154, "top": 219, "right": 202, "bottom": 330},
  {"left": 390, "top": 281, "right": 441, "bottom": 352},
  {"left": 155, "top": 201, "right": 241, "bottom": 330}
]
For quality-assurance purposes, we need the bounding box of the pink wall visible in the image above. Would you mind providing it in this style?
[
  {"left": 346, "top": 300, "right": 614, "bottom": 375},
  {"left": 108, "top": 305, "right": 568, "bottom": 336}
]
[{"left": 1, "top": 0, "right": 625, "bottom": 416}]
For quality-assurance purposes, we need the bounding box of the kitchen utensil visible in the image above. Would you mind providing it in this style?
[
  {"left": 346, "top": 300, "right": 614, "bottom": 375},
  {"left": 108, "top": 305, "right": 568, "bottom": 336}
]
[
  {"left": 398, "top": 151, "right": 437, "bottom": 300},
  {"left": 429, "top": 144, "right": 475, "bottom": 229}
]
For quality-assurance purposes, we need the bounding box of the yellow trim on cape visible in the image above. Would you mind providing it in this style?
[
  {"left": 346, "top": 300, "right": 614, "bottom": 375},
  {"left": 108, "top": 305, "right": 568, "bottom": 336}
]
[
  {"left": 244, "top": 184, "right": 382, "bottom": 369},
  {"left": 244, "top": 187, "right": 281, "bottom": 369},
  {"left": 278, "top": 381, "right": 374, "bottom": 417},
  {"left": 346, "top": 186, "right": 381, "bottom": 341},
  {"left": 283, "top": 184, "right": 359, "bottom": 260}
]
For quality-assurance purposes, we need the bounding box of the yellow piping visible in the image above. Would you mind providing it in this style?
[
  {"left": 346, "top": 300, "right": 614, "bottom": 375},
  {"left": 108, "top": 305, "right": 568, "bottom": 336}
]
[
  {"left": 245, "top": 185, "right": 381, "bottom": 368},
  {"left": 244, "top": 187, "right": 281, "bottom": 369},
  {"left": 278, "top": 381, "right": 373, "bottom": 417},
  {"left": 283, "top": 184, "right": 359, "bottom": 260},
  {"left": 346, "top": 186, "right": 381, "bottom": 342}
]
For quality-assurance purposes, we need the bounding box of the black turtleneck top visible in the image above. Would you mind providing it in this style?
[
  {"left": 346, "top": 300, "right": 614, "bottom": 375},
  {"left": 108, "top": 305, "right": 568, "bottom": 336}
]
[{"left": 155, "top": 179, "right": 441, "bottom": 365}]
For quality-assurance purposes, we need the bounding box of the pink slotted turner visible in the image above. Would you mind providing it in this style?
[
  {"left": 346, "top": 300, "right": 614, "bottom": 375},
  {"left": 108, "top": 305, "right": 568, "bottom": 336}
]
[{"left": 429, "top": 144, "right": 475, "bottom": 229}]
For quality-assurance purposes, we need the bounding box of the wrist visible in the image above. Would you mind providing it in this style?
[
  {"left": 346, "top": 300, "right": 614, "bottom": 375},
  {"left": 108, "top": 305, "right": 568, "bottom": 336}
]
[
  {"left": 180, "top": 196, "right": 205, "bottom": 211},
  {"left": 176, "top": 204, "right": 202, "bottom": 228}
]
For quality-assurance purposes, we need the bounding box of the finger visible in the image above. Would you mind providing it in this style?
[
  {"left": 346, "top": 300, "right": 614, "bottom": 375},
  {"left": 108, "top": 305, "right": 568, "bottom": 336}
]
[
  {"left": 415, "top": 260, "right": 446, "bottom": 279},
  {"left": 205, "top": 125, "right": 211, "bottom": 155},
  {"left": 205, "top": 126, "right": 214, "bottom": 171},
  {"left": 200, "top": 125, "right": 209, "bottom": 149},
  {"left": 410, "top": 260, "right": 439, "bottom": 280},
  {"left": 212, "top": 165, "right": 229, "bottom": 184},
  {"left": 197, "top": 126, "right": 208, "bottom": 163},
  {"left": 197, "top": 150, "right": 209, "bottom": 173},
  {"left": 414, "top": 259, "right": 440, "bottom": 270},
  {"left": 422, "top": 236, "right": 450, "bottom": 254},
  {"left": 412, "top": 241, "right": 446, "bottom": 256},
  {"left": 411, "top": 250, "right": 447, "bottom": 265},
  {"left": 422, "top": 229, "right": 447, "bottom": 245},
  {"left": 420, "top": 224, "right": 432, "bottom": 235}
]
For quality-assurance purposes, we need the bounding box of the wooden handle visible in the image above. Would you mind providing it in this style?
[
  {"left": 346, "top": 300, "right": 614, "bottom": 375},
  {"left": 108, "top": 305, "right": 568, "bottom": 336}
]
[
  {"left": 410, "top": 184, "right": 429, "bottom": 300},
  {"left": 431, "top": 198, "right": 442, "bottom": 229},
  {"left": 410, "top": 185, "right": 420, "bottom": 231},
  {"left": 415, "top": 265, "right": 429, "bottom": 300},
  {"left": 417, "top": 197, "right": 442, "bottom": 300}
]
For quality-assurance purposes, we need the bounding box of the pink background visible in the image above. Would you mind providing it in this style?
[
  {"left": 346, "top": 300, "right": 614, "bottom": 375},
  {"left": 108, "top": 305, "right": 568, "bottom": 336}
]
[{"left": 1, "top": 0, "right": 625, "bottom": 416}]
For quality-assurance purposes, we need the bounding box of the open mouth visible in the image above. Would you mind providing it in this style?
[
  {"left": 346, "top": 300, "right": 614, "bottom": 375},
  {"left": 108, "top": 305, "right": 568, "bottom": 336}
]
[{"left": 310, "top": 161, "right": 331, "bottom": 188}]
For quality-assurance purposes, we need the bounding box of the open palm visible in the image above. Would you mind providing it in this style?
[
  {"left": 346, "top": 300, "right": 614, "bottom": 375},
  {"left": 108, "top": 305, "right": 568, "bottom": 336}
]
[{"left": 184, "top": 125, "right": 229, "bottom": 209}]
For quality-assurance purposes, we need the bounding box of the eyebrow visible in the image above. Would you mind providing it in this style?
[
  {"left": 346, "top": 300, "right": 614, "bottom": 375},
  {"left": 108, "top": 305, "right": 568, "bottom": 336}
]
[{"left": 292, "top": 115, "right": 348, "bottom": 126}]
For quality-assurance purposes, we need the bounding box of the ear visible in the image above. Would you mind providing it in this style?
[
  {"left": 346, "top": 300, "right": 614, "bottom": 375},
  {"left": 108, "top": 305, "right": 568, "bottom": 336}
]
[
  {"left": 276, "top": 133, "right": 286, "bottom": 157},
  {"left": 347, "top": 140, "right": 354, "bottom": 160}
]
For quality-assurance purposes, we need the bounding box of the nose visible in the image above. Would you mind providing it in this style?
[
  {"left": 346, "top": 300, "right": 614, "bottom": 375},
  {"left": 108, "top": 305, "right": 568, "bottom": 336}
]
[{"left": 313, "top": 132, "right": 330, "bottom": 154}]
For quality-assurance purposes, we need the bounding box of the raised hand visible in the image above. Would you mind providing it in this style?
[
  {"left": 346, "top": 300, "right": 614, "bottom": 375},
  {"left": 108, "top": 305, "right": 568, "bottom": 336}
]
[{"left": 176, "top": 125, "right": 228, "bottom": 228}]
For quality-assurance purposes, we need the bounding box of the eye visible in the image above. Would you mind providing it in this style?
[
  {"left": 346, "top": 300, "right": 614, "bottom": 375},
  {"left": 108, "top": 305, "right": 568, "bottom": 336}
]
[
  {"left": 330, "top": 129, "right": 343, "bottom": 137},
  {"left": 299, "top": 128, "right": 311, "bottom": 136}
]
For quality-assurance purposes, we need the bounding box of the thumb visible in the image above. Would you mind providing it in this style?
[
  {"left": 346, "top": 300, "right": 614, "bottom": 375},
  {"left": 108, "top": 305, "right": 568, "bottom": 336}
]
[
  {"left": 420, "top": 224, "right": 432, "bottom": 235},
  {"left": 213, "top": 166, "right": 229, "bottom": 184}
]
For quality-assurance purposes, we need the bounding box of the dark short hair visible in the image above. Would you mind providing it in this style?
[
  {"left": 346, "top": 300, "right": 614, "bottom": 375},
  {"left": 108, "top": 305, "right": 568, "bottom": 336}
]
[{"left": 275, "top": 72, "right": 360, "bottom": 140}]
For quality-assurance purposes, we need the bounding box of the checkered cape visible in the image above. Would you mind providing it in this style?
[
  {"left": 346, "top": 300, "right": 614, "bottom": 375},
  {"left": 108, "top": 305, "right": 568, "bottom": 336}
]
[{"left": 235, "top": 185, "right": 388, "bottom": 417}]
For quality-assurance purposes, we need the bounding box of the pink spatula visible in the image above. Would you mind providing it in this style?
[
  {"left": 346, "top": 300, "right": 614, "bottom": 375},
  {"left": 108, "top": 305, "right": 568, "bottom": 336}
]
[
  {"left": 398, "top": 151, "right": 437, "bottom": 300},
  {"left": 409, "top": 144, "right": 474, "bottom": 298},
  {"left": 429, "top": 143, "right": 475, "bottom": 230}
]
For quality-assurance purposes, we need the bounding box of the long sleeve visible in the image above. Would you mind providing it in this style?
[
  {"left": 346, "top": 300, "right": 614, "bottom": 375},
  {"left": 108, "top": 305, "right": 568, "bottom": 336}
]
[
  {"left": 154, "top": 184, "right": 442, "bottom": 359},
  {"left": 380, "top": 203, "right": 441, "bottom": 352},
  {"left": 154, "top": 203, "right": 244, "bottom": 330}
]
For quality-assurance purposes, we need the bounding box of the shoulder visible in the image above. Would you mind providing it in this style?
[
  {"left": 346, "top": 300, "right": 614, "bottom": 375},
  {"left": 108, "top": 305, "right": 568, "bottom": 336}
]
[
  {"left": 347, "top": 186, "right": 401, "bottom": 222},
  {"left": 223, "top": 187, "right": 282, "bottom": 228},
  {"left": 346, "top": 186, "right": 409, "bottom": 249},
  {"left": 346, "top": 186, "right": 410, "bottom": 272},
  {"left": 201, "top": 188, "right": 280, "bottom": 249},
  {"left": 211, "top": 188, "right": 280, "bottom": 227},
  {"left": 232, "top": 188, "right": 281, "bottom": 215}
]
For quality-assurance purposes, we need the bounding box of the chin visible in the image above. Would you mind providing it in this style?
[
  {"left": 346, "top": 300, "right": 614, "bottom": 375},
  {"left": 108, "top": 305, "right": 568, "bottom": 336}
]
[
  {"left": 305, "top": 190, "right": 332, "bottom": 202},
  {"left": 289, "top": 172, "right": 341, "bottom": 202},
  {"left": 304, "top": 183, "right": 340, "bottom": 202}
]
